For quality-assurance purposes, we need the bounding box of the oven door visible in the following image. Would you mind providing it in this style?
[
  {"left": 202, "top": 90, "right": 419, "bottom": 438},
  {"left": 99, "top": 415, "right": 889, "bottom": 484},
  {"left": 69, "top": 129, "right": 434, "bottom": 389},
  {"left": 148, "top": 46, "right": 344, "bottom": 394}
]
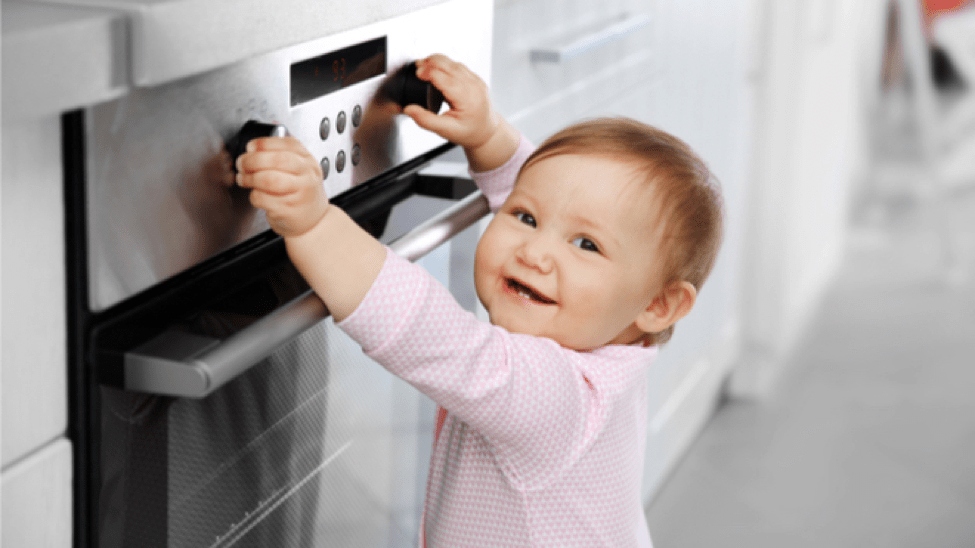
[{"left": 83, "top": 174, "right": 487, "bottom": 548}]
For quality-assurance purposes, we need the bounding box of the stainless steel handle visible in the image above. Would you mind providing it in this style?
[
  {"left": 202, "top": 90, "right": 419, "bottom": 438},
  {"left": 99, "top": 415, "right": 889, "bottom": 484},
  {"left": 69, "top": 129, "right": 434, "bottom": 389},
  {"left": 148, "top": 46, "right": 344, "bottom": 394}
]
[
  {"left": 125, "top": 190, "right": 491, "bottom": 398},
  {"left": 530, "top": 13, "right": 652, "bottom": 63}
]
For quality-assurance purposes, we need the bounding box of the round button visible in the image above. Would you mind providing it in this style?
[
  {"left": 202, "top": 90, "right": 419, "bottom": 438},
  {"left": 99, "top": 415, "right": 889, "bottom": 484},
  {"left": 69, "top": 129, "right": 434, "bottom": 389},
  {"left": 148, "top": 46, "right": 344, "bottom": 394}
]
[
  {"left": 319, "top": 117, "right": 330, "bottom": 140},
  {"left": 352, "top": 105, "right": 362, "bottom": 127},
  {"left": 336, "top": 111, "right": 347, "bottom": 134},
  {"left": 351, "top": 144, "right": 361, "bottom": 166},
  {"left": 320, "top": 157, "right": 330, "bottom": 179},
  {"left": 335, "top": 150, "right": 347, "bottom": 173}
]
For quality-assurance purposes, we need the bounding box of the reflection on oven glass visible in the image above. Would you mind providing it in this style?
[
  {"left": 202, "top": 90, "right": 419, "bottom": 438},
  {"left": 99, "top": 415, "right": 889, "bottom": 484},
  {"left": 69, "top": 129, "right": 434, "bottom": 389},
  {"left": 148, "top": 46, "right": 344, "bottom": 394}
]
[{"left": 99, "top": 264, "right": 433, "bottom": 546}]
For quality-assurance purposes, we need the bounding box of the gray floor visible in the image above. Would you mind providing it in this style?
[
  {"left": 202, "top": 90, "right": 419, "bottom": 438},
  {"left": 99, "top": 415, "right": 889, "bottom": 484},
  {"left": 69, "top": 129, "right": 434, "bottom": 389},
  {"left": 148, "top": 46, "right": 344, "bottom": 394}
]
[{"left": 645, "top": 99, "right": 975, "bottom": 546}]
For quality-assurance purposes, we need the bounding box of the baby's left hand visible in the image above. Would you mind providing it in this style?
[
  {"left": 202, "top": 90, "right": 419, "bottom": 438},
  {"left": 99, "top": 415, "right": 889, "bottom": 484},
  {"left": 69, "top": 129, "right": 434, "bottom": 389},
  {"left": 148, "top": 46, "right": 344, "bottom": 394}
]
[{"left": 236, "top": 136, "right": 328, "bottom": 238}]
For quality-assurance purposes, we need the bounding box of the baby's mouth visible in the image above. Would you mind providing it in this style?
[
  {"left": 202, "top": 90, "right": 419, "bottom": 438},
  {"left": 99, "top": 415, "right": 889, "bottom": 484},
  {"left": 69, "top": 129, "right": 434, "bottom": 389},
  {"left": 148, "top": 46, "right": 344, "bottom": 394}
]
[{"left": 506, "top": 278, "right": 556, "bottom": 305}]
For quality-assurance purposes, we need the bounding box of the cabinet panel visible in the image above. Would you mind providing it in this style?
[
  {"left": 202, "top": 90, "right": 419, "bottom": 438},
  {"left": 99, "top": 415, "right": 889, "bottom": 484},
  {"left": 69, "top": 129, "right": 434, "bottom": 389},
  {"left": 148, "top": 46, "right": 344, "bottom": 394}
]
[
  {"left": 1, "top": 439, "right": 73, "bottom": 548},
  {"left": 492, "top": 0, "right": 657, "bottom": 141},
  {"left": 1, "top": 116, "right": 69, "bottom": 467}
]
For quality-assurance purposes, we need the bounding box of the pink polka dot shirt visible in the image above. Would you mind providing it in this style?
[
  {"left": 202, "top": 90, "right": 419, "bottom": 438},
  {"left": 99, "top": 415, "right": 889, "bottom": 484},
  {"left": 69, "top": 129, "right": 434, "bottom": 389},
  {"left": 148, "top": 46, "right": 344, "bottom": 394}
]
[{"left": 338, "top": 136, "right": 656, "bottom": 547}]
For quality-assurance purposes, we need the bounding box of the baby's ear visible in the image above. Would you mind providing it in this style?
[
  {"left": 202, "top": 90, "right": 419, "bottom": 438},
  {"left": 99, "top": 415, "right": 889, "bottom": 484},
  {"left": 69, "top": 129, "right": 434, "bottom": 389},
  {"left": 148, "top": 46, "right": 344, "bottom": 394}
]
[{"left": 635, "top": 281, "right": 697, "bottom": 334}]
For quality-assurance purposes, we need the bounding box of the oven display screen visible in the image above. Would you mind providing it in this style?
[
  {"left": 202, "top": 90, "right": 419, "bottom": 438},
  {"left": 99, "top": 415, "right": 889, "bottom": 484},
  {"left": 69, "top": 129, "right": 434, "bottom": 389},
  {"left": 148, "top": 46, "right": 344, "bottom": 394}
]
[{"left": 290, "top": 36, "right": 387, "bottom": 106}]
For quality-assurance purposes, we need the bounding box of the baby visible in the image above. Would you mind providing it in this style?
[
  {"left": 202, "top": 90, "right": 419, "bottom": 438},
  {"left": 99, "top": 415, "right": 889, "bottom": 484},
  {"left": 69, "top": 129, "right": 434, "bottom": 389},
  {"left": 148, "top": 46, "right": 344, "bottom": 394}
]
[{"left": 238, "top": 55, "right": 722, "bottom": 547}]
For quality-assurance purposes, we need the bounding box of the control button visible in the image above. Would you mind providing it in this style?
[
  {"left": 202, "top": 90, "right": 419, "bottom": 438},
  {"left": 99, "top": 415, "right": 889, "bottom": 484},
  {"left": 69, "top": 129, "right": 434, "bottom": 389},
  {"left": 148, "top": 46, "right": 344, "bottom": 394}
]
[
  {"left": 320, "top": 157, "right": 330, "bottom": 179},
  {"left": 382, "top": 61, "right": 445, "bottom": 112},
  {"left": 336, "top": 111, "right": 347, "bottom": 134},
  {"left": 319, "top": 117, "right": 330, "bottom": 140},
  {"left": 335, "top": 150, "right": 346, "bottom": 173},
  {"left": 352, "top": 105, "right": 362, "bottom": 127},
  {"left": 351, "top": 144, "right": 361, "bottom": 166}
]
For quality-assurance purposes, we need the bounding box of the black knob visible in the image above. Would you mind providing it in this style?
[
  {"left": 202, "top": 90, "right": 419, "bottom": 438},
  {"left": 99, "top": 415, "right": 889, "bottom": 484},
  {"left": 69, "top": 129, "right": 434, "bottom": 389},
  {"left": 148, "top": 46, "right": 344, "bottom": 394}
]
[
  {"left": 382, "top": 61, "right": 445, "bottom": 113},
  {"left": 228, "top": 120, "right": 288, "bottom": 169}
]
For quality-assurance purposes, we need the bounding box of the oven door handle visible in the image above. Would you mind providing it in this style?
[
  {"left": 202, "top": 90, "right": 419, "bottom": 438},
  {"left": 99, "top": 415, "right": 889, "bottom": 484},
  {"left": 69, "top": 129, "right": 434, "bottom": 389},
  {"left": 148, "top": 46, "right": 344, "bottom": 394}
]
[{"left": 124, "top": 190, "right": 490, "bottom": 398}]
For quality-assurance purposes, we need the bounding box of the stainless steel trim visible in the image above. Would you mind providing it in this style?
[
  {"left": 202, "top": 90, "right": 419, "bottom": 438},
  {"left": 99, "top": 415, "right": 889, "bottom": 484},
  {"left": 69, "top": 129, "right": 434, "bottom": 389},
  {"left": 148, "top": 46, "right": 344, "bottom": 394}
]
[
  {"left": 124, "top": 190, "right": 490, "bottom": 398},
  {"left": 529, "top": 13, "right": 652, "bottom": 63}
]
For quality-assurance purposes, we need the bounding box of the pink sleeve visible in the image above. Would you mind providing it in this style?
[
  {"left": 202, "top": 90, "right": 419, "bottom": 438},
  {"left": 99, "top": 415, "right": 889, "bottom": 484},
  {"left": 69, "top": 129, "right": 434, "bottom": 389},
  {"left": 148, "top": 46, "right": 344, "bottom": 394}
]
[
  {"left": 470, "top": 134, "right": 536, "bottom": 213},
  {"left": 337, "top": 248, "right": 602, "bottom": 487}
]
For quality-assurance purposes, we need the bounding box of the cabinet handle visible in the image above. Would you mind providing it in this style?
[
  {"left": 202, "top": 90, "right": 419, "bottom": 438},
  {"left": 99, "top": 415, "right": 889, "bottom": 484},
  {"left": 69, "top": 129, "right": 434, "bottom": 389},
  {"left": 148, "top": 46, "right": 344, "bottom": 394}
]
[
  {"left": 124, "top": 190, "right": 490, "bottom": 398},
  {"left": 530, "top": 13, "right": 652, "bottom": 63}
]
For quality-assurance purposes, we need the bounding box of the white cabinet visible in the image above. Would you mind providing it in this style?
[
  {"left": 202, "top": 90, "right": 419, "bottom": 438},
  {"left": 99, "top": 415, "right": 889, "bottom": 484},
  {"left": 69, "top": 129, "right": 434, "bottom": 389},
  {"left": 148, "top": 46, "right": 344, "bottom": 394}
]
[
  {"left": 1, "top": 115, "right": 69, "bottom": 468},
  {"left": 1, "top": 439, "right": 73, "bottom": 548},
  {"left": 493, "top": 0, "right": 656, "bottom": 142}
]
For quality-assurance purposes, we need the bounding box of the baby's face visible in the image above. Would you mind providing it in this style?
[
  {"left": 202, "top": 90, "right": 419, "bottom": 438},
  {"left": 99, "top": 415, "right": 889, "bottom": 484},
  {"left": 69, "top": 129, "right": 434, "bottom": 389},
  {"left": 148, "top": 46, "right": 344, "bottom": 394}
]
[{"left": 474, "top": 153, "right": 666, "bottom": 350}]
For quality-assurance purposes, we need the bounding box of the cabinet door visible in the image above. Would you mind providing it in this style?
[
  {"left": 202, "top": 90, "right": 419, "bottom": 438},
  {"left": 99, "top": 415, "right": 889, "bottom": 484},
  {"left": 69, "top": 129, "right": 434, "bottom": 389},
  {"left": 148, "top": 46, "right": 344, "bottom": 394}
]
[
  {"left": 492, "top": 0, "right": 657, "bottom": 141},
  {"left": 1, "top": 116, "right": 68, "bottom": 467},
  {"left": 1, "top": 439, "right": 73, "bottom": 548}
]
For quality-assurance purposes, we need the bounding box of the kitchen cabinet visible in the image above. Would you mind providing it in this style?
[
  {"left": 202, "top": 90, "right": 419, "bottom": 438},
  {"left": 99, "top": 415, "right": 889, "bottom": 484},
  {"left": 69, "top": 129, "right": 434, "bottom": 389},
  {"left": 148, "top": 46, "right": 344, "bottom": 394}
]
[{"left": 1, "top": 440, "right": 73, "bottom": 548}]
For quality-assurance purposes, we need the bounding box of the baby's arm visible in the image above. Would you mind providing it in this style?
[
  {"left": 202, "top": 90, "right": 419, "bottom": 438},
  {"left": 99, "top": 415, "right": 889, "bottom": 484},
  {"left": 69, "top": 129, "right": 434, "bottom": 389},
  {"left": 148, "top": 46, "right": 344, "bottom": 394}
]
[
  {"left": 404, "top": 55, "right": 521, "bottom": 173},
  {"left": 236, "top": 137, "right": 386, "bottom": 321},
  {"left": 237, "top": 55, "right": 518, "bottom": 321}
]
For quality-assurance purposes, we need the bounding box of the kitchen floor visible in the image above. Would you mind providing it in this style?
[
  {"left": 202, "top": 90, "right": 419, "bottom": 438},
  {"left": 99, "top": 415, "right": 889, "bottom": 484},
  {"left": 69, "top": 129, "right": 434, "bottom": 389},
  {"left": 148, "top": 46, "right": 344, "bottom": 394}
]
[{"left": 645, "top": 89, "right": 975, "bottom": 547}]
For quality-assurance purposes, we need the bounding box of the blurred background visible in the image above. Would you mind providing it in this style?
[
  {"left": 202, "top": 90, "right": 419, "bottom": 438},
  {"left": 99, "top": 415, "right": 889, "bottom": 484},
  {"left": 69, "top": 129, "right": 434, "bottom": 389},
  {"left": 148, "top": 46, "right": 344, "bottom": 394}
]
[{"left": 638, "top": 0, "right": 975, "bottom": 546}]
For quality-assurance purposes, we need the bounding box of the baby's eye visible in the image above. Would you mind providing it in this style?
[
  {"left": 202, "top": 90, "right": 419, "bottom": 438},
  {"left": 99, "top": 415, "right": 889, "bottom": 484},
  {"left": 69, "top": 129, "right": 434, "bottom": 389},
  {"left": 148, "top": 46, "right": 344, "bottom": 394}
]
[
  {"left": 572, "top": 237, "right": 600, "bottom": 253},
  {"left": 514, "top": 211, "right": 537, "bottom": 228}
]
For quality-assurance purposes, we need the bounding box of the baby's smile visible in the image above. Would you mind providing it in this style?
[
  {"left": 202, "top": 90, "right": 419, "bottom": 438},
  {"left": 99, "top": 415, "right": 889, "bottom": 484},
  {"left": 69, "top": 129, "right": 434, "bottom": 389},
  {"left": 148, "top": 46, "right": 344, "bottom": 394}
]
[
  {"left": 505, "top": 277, "right": 556, "bottom": 305},
  {"left": 474, "top": 152, "right": 666, "bottom": 350}
]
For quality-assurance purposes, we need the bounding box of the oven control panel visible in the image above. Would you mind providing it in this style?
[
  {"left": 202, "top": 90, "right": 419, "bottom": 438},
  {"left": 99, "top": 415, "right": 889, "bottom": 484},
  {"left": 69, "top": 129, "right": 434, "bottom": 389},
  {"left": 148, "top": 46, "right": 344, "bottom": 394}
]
[{"left": 83, "top": 0, "right": 492, "bottom": 311}]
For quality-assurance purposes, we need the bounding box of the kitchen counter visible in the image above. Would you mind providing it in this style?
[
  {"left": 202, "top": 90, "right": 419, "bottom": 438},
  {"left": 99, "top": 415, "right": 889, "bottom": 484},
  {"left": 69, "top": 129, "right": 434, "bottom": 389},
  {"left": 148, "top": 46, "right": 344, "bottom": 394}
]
[{"left": 2, "top": 1, "right": 128, "bottom": 120}]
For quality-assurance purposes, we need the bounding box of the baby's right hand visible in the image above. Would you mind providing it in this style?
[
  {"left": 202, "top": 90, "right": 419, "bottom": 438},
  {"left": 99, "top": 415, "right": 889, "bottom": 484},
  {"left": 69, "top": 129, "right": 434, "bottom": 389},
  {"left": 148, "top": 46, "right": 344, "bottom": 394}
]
[
  {"left": 236, "top": 136, "right": 329, "bottom": 239},
  {"left": 403, "top": 54, "right": 499, "bottom": 152}
]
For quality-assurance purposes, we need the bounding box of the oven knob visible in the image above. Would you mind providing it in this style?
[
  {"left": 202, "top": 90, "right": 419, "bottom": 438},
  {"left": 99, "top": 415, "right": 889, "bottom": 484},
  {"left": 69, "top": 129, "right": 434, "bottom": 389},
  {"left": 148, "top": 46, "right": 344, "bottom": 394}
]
[
  {"left": 228, "top": 120, "right": 288, "bottom": 168},
  {"left": 382, "top": 61, "right": 445, "bottom": 113}
]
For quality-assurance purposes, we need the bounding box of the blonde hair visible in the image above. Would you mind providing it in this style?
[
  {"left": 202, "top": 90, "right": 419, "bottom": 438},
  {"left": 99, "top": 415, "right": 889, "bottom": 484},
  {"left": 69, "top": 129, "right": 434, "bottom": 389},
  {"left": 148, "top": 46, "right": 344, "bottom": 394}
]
[{"left": 521, "top": 117, "right": 724, "bottom": 345}]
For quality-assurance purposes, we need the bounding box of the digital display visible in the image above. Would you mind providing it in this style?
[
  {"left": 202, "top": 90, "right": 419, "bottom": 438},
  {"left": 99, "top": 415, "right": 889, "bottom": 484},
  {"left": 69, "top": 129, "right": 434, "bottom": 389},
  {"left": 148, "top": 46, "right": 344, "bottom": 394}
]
[{"left": 290, "top": 37, "right": 387, "bottom": 107}]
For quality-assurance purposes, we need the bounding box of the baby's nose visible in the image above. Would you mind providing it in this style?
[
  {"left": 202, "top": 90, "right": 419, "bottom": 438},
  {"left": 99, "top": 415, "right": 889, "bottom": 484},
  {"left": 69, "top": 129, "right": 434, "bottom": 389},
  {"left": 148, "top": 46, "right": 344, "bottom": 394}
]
[{"left": 517, "top": 235, "right": 554, "bottom": 273}]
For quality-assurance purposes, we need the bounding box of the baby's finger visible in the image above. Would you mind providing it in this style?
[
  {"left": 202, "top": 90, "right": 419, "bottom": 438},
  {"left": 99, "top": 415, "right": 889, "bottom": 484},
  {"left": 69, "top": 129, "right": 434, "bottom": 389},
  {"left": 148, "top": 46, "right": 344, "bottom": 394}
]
[
  {"left": 404, "top": 104, "right": 460, "bottom": 137},
  {"left": 239, "top": 169, "right": 302, "bottom": 196},
  {"left": 416, "top": 62, "right": 462, "bottom": 101},
  {"left": 237, "top": 148, "right": 309, "bottom": 177},
  {"left": 246, "top": 134, "right": 300, "bottom": 150},
  {"left": 421, "top": 55, "right": 481, "bottom": 91},
  {"left": 248, "top": 187, "right": 273, "bottom": 211},
  {"left": 245, "top": 136, "right": 317, "bottom": 165}
]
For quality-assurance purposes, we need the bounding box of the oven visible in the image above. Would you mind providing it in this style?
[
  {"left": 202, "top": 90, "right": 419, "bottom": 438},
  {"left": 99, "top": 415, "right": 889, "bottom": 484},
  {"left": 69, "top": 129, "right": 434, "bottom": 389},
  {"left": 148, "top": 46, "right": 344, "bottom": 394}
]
[{"left": 62, "top": 2, "right": 493, "bottom": 546}]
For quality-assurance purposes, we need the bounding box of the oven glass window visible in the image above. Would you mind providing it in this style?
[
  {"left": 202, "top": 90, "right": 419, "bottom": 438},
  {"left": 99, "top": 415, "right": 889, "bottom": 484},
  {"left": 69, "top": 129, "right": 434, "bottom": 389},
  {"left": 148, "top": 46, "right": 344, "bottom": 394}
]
[{"left": 98, "top": 264, "right": 434, "bottom": 547}]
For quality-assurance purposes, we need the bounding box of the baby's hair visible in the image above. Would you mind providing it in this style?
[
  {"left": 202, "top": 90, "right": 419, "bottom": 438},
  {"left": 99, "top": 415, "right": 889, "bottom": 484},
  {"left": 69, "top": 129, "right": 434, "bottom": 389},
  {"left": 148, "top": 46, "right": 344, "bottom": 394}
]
[{"left": 519, "top": 117, "right": 724, "bottom": 345}]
